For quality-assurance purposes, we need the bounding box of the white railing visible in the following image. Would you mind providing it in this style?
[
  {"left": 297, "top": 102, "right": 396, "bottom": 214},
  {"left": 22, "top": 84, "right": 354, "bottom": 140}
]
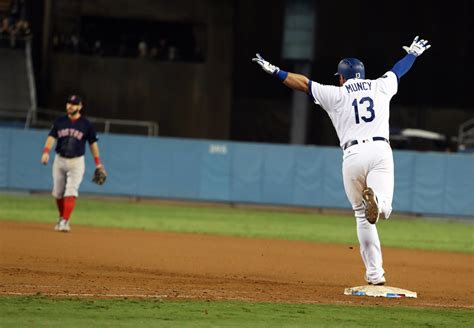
[
  {"left": 458, "top": 118, "right": 474, "bottom": 151},
  {"left": 0, "top": 108, "right": 159, "bottom": 136}
]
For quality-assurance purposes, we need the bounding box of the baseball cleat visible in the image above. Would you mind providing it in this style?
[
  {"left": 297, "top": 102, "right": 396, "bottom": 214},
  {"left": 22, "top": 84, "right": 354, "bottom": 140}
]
[
  {"left": 362, "top": 187, "right": 380, "bottom": 224},
  {"left": 58, "top": 219, "right": 70, "bottom": 232},
  {"left": 365, "top": 274, "right": 386, "bottom": 286},
  {"left": 54, "top": 218, "right": 62, "bottom": 231}
]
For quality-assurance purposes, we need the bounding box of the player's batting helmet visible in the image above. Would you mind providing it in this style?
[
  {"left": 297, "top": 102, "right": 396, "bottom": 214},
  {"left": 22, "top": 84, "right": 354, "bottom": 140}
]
[{"left": 335, "top": 58, "right": 365, "bottom": 80}]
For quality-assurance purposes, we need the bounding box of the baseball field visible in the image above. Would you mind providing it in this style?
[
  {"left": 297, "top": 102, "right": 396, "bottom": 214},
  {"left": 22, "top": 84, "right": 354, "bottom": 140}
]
[{"left": 0, "top": 193, "right": 472, "bottom": 327}]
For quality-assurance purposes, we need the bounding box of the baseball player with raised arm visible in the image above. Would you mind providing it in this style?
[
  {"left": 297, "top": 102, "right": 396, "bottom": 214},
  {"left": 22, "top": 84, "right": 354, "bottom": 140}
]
[
  {"left": 41, "top": 95, "right": 106, "bottom": 232},
  {"left": 253, "top": 36, "right": 431, "bottom": 285}
]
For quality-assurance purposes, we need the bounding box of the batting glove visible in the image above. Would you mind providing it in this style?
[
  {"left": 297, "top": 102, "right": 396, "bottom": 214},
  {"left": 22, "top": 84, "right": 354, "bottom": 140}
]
[
  {"left": 402, "top": 36, "right": 431, "bottom": 57},
  {"left": 252, "top": 53, "right": 280, "bottom": 75}
]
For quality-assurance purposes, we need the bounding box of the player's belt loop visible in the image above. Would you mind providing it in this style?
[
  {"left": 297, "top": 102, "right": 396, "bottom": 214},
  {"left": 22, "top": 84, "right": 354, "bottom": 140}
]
[
  {"left": 342, "top": 140, "right": 358, "bottom": 150},
  {"left": 342, "top": 137, "right": 389, "bottom": 150}
]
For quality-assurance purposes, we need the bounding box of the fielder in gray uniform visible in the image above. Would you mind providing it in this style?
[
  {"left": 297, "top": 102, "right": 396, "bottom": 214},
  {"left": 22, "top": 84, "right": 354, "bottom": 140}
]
[
  {"left": 41, "top": 95, "right": 106, "bottom": 232},
  {"left": 253, "top": 36, "right": 431, "bottom": 285}
]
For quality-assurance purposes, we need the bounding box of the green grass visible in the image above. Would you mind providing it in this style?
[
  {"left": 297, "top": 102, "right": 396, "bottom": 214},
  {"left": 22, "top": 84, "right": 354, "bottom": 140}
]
[
  {"left": 0, "top": 193, "right": 472, "bottom": 253},
  {"left": 1, "top": 194, "right": 473, "bottom": 326},
  {"left": 0, "top": 296, "right": 472, "bottom": 328}
]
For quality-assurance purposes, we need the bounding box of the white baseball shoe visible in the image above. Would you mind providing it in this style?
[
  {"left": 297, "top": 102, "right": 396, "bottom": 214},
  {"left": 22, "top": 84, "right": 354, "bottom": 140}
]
[
  {"left": 54, "top": 218, "right": 62, "bottom": 231},
  {"left": 365, "top": 274, "right": 386, "bottom": 286},
  {"left": 58, "top": 219, "right": 70, "bottom": 232},
  {"left": 362, "top": 187, "right": 380, "bottom": 224}
]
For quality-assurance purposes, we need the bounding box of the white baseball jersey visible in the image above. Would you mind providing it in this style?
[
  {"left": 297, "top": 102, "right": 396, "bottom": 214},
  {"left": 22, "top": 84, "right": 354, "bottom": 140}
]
[{"left": 308, "top": 71, "right": 398, "bottom": 146}]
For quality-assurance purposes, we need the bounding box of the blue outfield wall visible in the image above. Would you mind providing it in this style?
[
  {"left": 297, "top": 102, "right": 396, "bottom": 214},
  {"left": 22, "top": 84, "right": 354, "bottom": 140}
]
[{"left": 1, "top": 127, "right": 473, "bottom": 217}]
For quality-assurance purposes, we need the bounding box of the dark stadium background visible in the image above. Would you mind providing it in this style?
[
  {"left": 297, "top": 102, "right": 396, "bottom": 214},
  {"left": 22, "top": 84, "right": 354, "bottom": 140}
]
[{"left": 25, "top": 0, "right": 473, "bottom": 148}]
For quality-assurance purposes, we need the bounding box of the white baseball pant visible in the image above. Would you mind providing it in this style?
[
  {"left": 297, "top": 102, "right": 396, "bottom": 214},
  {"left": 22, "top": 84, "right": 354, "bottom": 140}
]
[
  {"left": 342, "top": 139, "right": 394, "bottom": 281},
  {"left": 52, "top": 155, "right": 85, "bottom": 199}
]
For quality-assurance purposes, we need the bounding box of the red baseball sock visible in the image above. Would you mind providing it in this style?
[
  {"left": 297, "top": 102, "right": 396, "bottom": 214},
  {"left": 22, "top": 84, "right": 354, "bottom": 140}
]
[
  {"left": 63, "top": 196, "right": 76, "bottom": 221},
  {"left": 56, "top": 198, "right": 64, "bottom": 217}
]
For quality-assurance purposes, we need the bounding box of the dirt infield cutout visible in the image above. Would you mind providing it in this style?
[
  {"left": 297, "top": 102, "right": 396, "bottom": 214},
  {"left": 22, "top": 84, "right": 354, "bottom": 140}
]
[{"left": 0, "top": 221, "right": 472, "bottom": 308}]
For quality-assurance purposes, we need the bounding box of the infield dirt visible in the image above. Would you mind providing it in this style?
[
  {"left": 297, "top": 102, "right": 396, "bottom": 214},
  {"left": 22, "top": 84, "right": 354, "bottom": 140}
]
[{"left": 0, "top": 221, "right": 472, "bottom": 308}]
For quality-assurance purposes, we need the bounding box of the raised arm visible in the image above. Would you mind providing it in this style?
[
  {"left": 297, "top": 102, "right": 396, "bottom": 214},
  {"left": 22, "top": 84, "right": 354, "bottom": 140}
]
[
  {"left": 283, "top": 73, "right": 309, "bottom": 93},
  {"left": 391, "top": 36, "right": 431, "bottom": 80},
  {"left": 252, "top": 53, "right": 310, "bottom": 93}
]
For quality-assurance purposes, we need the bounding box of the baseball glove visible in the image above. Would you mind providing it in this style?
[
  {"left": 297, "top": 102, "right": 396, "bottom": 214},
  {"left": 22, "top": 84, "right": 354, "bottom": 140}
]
[{"left": 92, "top": 166, "right": 107, "bottom": 185}]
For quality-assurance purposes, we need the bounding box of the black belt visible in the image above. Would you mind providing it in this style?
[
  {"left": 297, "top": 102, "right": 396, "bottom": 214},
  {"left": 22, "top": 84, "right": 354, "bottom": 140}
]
[
  {"left": 342, "top": 137, "right": 389, "bottom": 150},
  {"left": 58, "top": 154, "right": 81, "bottom": 159}
]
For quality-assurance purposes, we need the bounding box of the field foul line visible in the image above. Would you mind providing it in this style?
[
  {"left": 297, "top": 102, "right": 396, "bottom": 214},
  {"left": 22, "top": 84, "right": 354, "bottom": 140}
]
[
  {"left": 1, "top": 291, "right": 170, "bottom": 298},
  {"left": 1, "top": 291, "right": 255, "bottom": 302},
  {"left": 4, "top": 284, "right": 151, "bottom": 291}
]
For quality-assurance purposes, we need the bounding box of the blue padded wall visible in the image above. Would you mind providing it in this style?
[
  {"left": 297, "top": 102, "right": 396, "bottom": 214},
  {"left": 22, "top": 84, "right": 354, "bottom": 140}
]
[{"left": 1, "top": 127, "right": 473, "bottom": 217}]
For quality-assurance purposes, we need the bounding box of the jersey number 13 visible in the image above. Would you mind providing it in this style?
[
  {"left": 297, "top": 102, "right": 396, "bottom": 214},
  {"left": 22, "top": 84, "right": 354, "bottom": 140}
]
[{"left": 352, "top": 97, "right": 375, "bottom": 124}]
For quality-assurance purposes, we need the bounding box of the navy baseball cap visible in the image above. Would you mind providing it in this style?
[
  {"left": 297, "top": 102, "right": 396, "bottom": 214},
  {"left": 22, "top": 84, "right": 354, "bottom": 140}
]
[{"left": 66, "top": 95, "right": 82, "bottom": 105}]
